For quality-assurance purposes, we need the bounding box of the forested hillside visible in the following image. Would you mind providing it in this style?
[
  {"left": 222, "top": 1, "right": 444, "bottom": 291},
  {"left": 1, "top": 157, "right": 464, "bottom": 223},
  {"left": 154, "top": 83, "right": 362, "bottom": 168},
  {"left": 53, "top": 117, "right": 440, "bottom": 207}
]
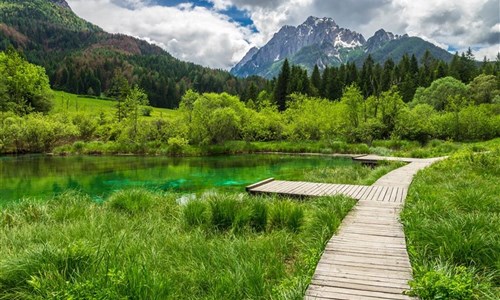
[{"left": 0, "top": 0, "right": 267, "bottom": 108}]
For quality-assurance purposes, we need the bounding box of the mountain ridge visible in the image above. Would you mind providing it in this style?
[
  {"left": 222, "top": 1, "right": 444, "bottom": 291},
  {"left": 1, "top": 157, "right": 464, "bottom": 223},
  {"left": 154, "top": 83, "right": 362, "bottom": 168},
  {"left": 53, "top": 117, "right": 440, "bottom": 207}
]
[
  {"left": 0, "top": 0, "right": 265, "bottom": 108},
  {"left": 231, "top": 16, "right": 454, "bottom": 78}
]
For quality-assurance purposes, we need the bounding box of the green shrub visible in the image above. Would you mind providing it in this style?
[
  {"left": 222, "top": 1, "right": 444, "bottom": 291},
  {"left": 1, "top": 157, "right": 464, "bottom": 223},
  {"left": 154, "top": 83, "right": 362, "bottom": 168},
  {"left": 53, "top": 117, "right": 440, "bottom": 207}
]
[
  {"left": 408, "top": 265, "right": 490, "bottom": 300},
  {"left": 249, "top": 200, "right": 268, "bottom": 232},
  {"left": 184, "top": 200, "right": 209, "bottom": 227},
  {"left": 209, "top": 196, "right": 239, "bottom": 231},
  {"left": 232, "top": 204, "right": 253, "bottom": 233},
  {"left": 107, "top": 189, "right": 156, "bottom": 214},
  {"left": 72, "top": 141, "right": 85, "bottom": 153},
  {"left": 167, "top": 136, "right": 189, "bottom": 155},
  {"left": 268, "top": 201, "right": 304, "bottom": 232}
]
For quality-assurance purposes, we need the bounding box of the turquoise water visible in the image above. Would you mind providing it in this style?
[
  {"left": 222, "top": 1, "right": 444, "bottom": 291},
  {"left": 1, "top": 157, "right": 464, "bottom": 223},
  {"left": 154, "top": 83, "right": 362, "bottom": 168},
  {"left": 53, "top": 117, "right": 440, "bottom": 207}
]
[{"left": 0, "top": 154, "right": 354, "bottom": 204}]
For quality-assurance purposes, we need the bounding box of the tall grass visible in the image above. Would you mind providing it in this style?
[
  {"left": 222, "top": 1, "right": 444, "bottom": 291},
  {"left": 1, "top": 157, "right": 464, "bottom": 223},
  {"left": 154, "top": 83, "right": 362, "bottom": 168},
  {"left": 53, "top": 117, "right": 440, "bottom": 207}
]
[
  {"left": 300, "top": 160, "right": 405, "bottom": 185},
  {"left": 402, "top": 148, "right": 500, "bottom": 299},
  {"left": 0, "top": 189, "right": 355, "bottom": 299}
]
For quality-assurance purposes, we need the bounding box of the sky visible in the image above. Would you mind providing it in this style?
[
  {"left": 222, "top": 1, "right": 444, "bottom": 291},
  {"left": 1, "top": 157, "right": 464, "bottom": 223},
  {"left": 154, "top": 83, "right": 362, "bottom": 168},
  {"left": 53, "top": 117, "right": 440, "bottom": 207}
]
[{"left": 66, "top": 0, "right": 500, "bottom": 70}]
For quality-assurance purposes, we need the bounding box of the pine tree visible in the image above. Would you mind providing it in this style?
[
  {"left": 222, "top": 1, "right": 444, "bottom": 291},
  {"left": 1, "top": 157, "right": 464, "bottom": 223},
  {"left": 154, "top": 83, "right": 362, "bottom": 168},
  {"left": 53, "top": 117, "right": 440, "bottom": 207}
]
[
  {"left": 310, "top": 64, "right": 321, "bottom": 95},
  {"left": 273, "top": 59, "right": 290, "bottom": 111}
]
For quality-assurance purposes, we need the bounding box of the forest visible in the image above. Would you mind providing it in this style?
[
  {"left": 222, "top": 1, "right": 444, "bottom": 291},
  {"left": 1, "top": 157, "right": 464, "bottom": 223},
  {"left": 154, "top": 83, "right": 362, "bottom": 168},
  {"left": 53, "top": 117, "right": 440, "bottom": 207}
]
[{"left": 0, "top": 47, "right": 498, "bottom": 155}]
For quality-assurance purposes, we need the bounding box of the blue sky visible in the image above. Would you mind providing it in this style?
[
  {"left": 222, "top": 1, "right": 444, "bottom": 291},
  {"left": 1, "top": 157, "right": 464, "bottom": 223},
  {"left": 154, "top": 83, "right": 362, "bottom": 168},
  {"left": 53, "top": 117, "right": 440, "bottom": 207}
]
[
  {"left": 154, "top": 0, "right": 254, "bottom": 27},
  {"left": 68, "top": 0, "right": 500, "bottom": 69}
]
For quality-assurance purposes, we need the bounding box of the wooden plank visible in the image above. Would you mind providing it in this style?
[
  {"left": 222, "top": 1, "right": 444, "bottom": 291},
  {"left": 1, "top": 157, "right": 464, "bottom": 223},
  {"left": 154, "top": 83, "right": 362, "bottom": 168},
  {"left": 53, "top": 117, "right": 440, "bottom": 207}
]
[
  {"left": 246, "top": 178, "right": 274, "bottom": 191},
  {"left": 307, "top": 285, "right": 411, "bottom": 300}
]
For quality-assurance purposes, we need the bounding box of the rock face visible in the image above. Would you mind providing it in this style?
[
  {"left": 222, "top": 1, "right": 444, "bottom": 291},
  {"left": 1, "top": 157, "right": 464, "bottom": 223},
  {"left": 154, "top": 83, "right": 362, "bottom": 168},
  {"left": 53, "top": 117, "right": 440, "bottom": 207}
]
[
  {"left": 231, "top": 16, "right": 452, "bottom": 78},
  {"left": 365, "top": 29, "right": 406, "bottom": 53},
  {"left": 231, "top": 16, "right": 365, "bottom": 78}
]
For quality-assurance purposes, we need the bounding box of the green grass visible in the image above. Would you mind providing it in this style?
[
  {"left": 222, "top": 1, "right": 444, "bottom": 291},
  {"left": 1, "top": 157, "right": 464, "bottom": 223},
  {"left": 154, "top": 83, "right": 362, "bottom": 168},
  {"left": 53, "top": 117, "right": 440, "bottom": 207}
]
[
  {"left": 298, "top": 160, "right": 406, "bottom": 185},
  {"left": 0, "top": 189, "right": 356, "bottom": 299},
  {"left": 402, "top": 147, "right": 500, "bottom": 299},
  {"left": 52, "top": 91, "right": 179, "bottom": 119},
  {"left": 371, "top": 138, "right": 500, "bottom": 158}
]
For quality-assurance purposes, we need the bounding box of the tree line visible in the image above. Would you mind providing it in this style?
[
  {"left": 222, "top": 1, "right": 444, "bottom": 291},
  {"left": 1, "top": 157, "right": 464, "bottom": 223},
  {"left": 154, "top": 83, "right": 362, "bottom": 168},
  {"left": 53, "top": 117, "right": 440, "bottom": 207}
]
[{"left": 268, "top": 49, "right": 499, "bottom": 111}]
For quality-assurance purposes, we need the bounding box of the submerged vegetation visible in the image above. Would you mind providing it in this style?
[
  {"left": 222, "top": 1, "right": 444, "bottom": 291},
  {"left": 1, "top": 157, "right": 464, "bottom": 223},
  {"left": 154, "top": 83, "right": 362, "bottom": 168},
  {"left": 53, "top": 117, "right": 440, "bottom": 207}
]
[
  {"left": 0, "top": 190, "right": 355, "bottom": 299},
  {"left": 403, "top": 149, "right": 500, "bottom": 299}
]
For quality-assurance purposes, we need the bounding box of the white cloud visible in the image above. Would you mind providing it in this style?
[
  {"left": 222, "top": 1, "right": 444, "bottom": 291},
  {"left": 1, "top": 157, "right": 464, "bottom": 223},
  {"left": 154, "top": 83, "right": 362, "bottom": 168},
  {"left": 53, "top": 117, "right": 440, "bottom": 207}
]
[
  {"left": 67, "top": 0, "right": 500, "bottom": 69},
  {"left": 67, "top": 0, "right": 256, "bottom": 69}
]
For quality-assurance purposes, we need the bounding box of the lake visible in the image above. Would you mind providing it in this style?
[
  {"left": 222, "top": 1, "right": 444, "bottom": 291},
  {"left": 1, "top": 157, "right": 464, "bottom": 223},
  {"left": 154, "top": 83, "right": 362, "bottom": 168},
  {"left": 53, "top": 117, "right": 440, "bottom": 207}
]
[{"left": 0, "top": 154, "right": 355, "bottom": 204}]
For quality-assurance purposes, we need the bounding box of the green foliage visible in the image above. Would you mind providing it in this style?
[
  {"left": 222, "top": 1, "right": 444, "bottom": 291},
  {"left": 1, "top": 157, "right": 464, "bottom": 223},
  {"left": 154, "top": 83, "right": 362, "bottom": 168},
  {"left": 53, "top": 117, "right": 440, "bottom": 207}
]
[
  {"left": 0, "top": 50, "right": 53, "bottom": 114},
  {"left": 167, "top": 136, "right": 189, "bottom": 155},
  {"left": 411, "top": 77, "right": 468, "bottom": 111},
  {"left": 183, "top": 92, "right": 247, "bottom": 144},
  {"left": 408, "top": 265, "right": 490, "bottom": 300},
  {"left": 468, "top": 74, "right": 499, "bottom": 105}
]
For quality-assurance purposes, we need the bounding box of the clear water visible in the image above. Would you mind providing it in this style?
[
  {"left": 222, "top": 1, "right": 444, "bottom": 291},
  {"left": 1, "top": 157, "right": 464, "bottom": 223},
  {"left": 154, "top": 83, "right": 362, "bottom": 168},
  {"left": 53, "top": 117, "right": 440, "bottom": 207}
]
[{"left": 0, "top": 154, "right": 354, "bottom": 204}]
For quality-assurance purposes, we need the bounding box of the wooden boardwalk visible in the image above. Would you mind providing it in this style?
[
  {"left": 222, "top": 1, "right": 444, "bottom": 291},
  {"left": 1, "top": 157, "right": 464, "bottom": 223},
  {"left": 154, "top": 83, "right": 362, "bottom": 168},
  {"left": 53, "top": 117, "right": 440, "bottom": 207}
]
[{"left": 246, "top": 155, "right": 444, "bottom": 299}]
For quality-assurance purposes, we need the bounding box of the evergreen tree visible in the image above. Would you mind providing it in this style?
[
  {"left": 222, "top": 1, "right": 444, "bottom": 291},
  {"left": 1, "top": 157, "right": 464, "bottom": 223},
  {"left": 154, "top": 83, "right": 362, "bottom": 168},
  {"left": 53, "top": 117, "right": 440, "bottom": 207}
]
[
  {"left": 273, "top": 59, "right": 290, "bottom": 111},
  {"left": 310, "top": 64, "right": 321, "bottom": 95}
]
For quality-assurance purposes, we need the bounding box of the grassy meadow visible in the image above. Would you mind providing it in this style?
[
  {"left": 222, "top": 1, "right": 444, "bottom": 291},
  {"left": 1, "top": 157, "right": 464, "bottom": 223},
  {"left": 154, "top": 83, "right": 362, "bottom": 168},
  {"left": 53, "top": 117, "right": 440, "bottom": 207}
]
[
  {"left": 0, "top": 191, "right": 355, "bottom": 299},
  {"left": 402, "top": 148, "right": 500, "bottom": 299},
  {"left": 52, "top": 91, "right": 179, "bottom": 119}
]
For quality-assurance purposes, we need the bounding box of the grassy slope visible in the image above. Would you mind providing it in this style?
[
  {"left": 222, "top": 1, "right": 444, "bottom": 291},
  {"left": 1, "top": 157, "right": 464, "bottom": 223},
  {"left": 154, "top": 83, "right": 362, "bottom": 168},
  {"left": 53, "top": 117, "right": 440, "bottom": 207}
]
[
  {"left": 0, "top": 190, "right": 355, "bottom": 299},
  {"left": 402, "top": 142, "right": 500, "bottom": 299},
  {"left": 52, "top": 91, "right": 179, "bottom": 119}
]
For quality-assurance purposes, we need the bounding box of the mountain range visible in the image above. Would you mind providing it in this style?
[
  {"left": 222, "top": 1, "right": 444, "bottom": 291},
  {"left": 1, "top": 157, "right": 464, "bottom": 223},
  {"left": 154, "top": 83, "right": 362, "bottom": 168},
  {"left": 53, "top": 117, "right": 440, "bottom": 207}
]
[
  {"left": 231, "top": 16, "right": 455, "bottom": 78},
  {"left": 0, "top": 0, "right": 265, "bottom": 108}
]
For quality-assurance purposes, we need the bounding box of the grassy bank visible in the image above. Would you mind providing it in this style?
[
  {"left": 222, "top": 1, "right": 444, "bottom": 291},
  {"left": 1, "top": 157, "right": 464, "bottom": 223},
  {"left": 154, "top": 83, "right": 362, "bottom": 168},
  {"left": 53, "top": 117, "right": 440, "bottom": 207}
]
[
  {"left": 402, "top": 149, "right": 500, "bottom": 299},
  {"left": 0, "top": 190, "right": 356, "bottom": 299},
  {"left": 52, "top": 138, "right": 500, "bottom": 158}
]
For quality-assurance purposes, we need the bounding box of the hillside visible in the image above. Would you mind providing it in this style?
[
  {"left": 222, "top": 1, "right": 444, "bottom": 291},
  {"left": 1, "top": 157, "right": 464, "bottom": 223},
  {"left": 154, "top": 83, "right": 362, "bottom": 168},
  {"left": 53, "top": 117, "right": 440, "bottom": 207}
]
[
  {"left": 0, "top": 0, "right": 266, "bottom": 108},
  {"left": 231, "top": 17, "right": 455, "bottom": 78}
]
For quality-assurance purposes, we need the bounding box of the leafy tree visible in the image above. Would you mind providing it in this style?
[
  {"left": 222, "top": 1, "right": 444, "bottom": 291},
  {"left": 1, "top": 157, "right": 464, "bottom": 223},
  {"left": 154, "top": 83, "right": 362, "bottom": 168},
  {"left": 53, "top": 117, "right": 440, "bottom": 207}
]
[
  {"left": 340, "top": 85, "right": 364, "bottom": 140},
  {"left": 468, "top": 74, "right": 499, "bottom": 104},
  {"left": 122, "top": 85, "right": 149, "bottom": 138},
  {"left": 0, "top": 50, "right": 53, "bottom": 114},
  {"left": 107, "top": 73, "right": 131, "bottom": 122},
  {"left": 411, "top": 77, "right": 468, "bottom": 111},
  {"left": 378, "top": 87, "right": 405, "bottom": 137}
]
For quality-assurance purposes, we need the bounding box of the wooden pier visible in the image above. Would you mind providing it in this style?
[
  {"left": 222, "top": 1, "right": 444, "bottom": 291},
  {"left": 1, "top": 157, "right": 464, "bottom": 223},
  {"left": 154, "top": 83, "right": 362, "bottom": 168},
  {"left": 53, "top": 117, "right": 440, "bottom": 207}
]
[{"left": 246, "top": 155, "right": 444, "bottom": 299}]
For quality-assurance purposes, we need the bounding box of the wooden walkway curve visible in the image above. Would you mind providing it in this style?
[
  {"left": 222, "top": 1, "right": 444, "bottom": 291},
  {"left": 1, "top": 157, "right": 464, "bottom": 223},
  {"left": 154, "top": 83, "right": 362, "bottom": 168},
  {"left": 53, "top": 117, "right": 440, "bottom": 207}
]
[{"left": 246, "top": 155, "right": 444, "bottom": 300}]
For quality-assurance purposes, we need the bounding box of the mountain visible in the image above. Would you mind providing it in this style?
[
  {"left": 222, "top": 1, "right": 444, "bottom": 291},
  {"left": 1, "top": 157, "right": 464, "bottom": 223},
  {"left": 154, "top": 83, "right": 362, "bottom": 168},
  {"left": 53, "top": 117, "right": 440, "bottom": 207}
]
[
  {"left": 0, "top": 0, "right": 266, "bottom": 108},
  {"left": 231, "top": 17, "right": 454, "bottom": 78}
]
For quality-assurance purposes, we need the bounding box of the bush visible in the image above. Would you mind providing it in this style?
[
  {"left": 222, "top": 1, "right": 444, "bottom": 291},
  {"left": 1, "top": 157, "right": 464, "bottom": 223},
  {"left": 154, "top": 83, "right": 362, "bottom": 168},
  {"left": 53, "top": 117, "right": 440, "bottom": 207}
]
[
  {"left": 209, "top": 196, "right": 239, "bottom": 231},
  {"left": 249, "top": 200, "right": 268, "bottom": 232},
  {"left": 167, "top": 136, "right": 189, "bottom": 155},
  {"left": 184, "top": 200, "right": 209, "bottom": 227},
  {"left": 107, "top": 189, "right": 156, "bottom": 214},
  {"left": 268, "top": 201, "right": 304, "bottom": 232},
  {"left": 408, "top": 265, "right": 490, "bottom": 300}
]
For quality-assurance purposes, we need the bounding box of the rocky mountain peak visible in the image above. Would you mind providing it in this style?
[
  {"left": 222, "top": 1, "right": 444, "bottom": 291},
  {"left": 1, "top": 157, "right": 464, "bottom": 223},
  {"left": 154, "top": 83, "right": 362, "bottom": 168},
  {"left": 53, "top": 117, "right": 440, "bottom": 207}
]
[
  {"left": 230, "top": 16, "right": 451, "bottom": 79},
  {"left": 303, "top": 16, "right": 337, "bottom": 27},
  {"left": 230, "top": 16, "right": 367, "bottom": 77},
  {"left": 365, "top": 28, "right": 403, "bottom": 52}
]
